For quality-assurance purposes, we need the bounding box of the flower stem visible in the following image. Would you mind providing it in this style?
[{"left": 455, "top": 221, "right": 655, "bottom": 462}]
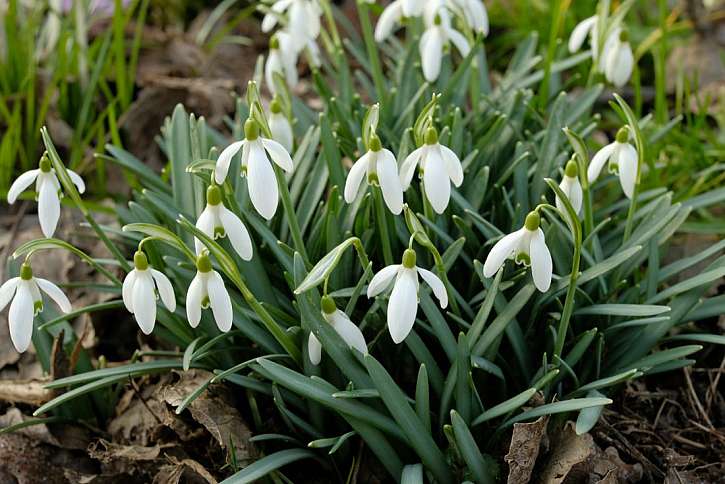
[
  {"left": 372, "top": 185, "right": 394, "bottom": 266},
  {"left": 275, "top": 165, "right": 309, "bottom": 264},
  {"left": 356, "top": 0, "right": 386, "bottom": 105}
]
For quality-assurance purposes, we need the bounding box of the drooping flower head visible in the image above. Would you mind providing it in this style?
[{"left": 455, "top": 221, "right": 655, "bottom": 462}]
[
  {"left": 265, "top": 33, "right": 299, "bottom": 94},
  {"left": 601, "top": 29, "right": 633, "bottom": 88},
  {"left": 0, "top": 262, "right": 71, "bottom": 352},
  {"left": 122, "top": 251, "right": 176, "bottom": 335},
  {"left": 367, "top": 248, "right": 448, "bottom": 343},
  {"left": 7, "top": 154, "right": 85, "bottom": 238},
  {"left": 261, "top": 0, "right": 322, "bottom": 45},
  {"left": 308, "top": 295, "right": 368, "bottom": 365},
  {"left": 186, "top": 253, "right": 233, "bottom": 333},
  {"left": 588, "top": 126, "right": 637, "bottom": 199},
  {"left": 556, "top": 159, "right": 583, "bottom": 217},
  {"left": 344, "top": 134, "right": 404, "bottom": 214},
  {"left": 195, "top": 185, "right": 253, "bottom": 261},
  {"left": 483, "top": 211, "right": 553, "bottom": 292},
  {"left": 215, "top": 119, "right": 294, "bottom": 220},
  {"left": 419, "top": 7, "right": 470, "bottom": 82},
  {"left": 269, "top": 97, "right": 294, "bottom": 153},
  {"left": 400, "top": 126, "right": 464, "bottom": 214}
]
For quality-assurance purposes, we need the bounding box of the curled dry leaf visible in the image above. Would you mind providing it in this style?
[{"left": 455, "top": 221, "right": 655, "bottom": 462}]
[
  {"left": 505, "top": 415, "right": 549, "bottom": 484},
  {"left": 540, "top": 421, "right": 595, "bottom": 484}
]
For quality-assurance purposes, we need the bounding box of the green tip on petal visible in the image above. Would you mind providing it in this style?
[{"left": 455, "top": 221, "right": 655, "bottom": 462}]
[
  {"left": 619, "top": 30, "right": 629, "bottom": 42},
  {"left": 321, "top": 295, "right": 336, "bottom": 315},
  {"left": 615, "top": 126, "right": 629, "bottom": 143},
  {"left": 207, "top": 185, "right": 222, "bottom": 206},
  {"left": 525, "top": 211, "right": 540, "bottom": 231},
  {"left": 368, "top": 134, "right": 382, "bottom": 152},
  {"left": 402, "top": 248, "right": 417, "bottom": 268},
  {"left": 424, "top": 126, "right": 438, "bottom": 145},
  {"left": 269, "top": 35, "right": 280, "bottom": 49},
  {"left": 133, "top": 251, "right": 149, "bottom": 270},
  {"left": 197, "top": 254, "right": 213, "bottom": 273},
  {"left": 565, "top": 160, "right": 578, "bottom": 177},
  {"left": 434, "top": 14, "right": 442, "bottom": 25},
  {"left": 245, "top": 119, "right": 260, "bottom": 141},
  {"left": 39, "top": 154, "right": 52, "bottom": 173},
  {"left": 270, "top": 97, "right": 283, "bottom": 114},
  {"left": 20, "top": 263, "right": 33, "bottom": 280}
]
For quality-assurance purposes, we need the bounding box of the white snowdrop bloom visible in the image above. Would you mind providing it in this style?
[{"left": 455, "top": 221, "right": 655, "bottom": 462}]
[
  {"left": 195, "top": 185, "right": 253, "bottom": 261},
  {"left": 601, "top": 29, "right": 633, "bottom": 87},
  {"left": 568, "top": 15, "right": 598, "bottom": 54},
  {"left": 0, "top": 263, "right": 71, "bottom": 352},
  {"left": 265, "top": 32, "right": 299, "bottom": 94},
  {"left": 419, "top": 7, "right": 470, "bottom": 82},
  {"left": 374, "top": 0, "right": 426, "bottom": 42},
  {"left": 261, "top": 0, "right": 322, "bottom": 44},
  {"left": 483, "top": 212, "right": 553, "bottom": 292},
  {"left": 400, "top": 127, "right": 464, "bottom": 214},
  {"left": 556, "top": 160, "right": 583, "bottom": 217},
  {"left": 7, "top": 155, "right": 85, "bottom": 238},
  {"left": 344, "top": 134, "right": 404, "bottom": 214},
  {"left": 186, "top": 253, "right": 233, "bottom": 332},
  {"left": 268, "top": 98, "right": 294, "bottom": 153},
  {"left": 215, "top": 119, "right": 294, "bottom": 220},
  {"left": 308, "top": 295, "right": 368, "bottom": 365},
  {"left": 367, "top": 249, "right": 448, "bottom": 344},
  {"left": 122, "top": 251, "right": 176, "bottom": 335},
  {"left": 449, "top": 0, "right": 489, "bottom": 35},
  {"left": 587, "top": 126, "right": 637, "bottom": 199}
]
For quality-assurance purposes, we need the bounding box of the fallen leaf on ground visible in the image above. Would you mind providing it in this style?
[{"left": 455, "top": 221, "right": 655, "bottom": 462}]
[
  {"left": 505, "top": 415, "right": 549, "bottom": 483},
  {"left": 540, "top": 421, "right": 595, "bottom": 484}
]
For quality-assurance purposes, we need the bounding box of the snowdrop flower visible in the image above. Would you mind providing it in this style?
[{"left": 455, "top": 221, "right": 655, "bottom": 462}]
[
  {"left": 308, "top": 295, "right": 368, "bottom": 365},
  {"left": 419, "top": 8, "right": 470, "bottom": 82},
  {"left": 449, "top": 0, "right": 489, "bottom": 35},
  {"left": 483, "top": 211, "right": 553, "bottom": 292},
  {"left": 215, "top": 119, "right": 294, "bottom": 220},
  {"left": 568, "top": 15, "right": 598, "bottom": 55},
  {"left": 186, "top": 253, "right": 233, "bottom": 332},
  {"left": 367, "top": 249, "right": 448, "bottom": 344},
  {"left": 601, "top": 29, "right": 633, "bottom": 87},
  {"left": 269, "top": 97, "right": 294, "bottom": 153},
  {"left": 265, "top": 33, "right": 298, "bottom": 94},
  {"left": 556, "top": 159, "right": 583, "bottom": 217},
  {"left": 7, "top": 154, "right": 85, "bottom": 238},
  {"left": 374, "top": 0, "right": 426, "bottom": 42},
  {"left": 122, "top": 251, "right": 176, "bottom": 335},
  {"left": 588, "top": 126, "right": 637, "bottom": 199},
  {"left": 0, "top": 262, "right": 71, "bottom": 352},
  {"left": 400, "top": 127, "right": 464, "bottom": 214},
  {"left": 195, "top": 185, "right": 253, "bottom": 261},
  {"left": 344, "top": 134, "right": 404, "bottom": 214},
  {"left": 261, "top": 0, "right": 322, "bottom": 45}
]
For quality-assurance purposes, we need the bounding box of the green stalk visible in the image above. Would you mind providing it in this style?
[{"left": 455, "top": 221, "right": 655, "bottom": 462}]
[
  {"left": 654, "top": 0, "right": 668, "bottom": 124},
  {"left": 373, "top": 185, "right": 394, "bottom": 266},
  {"left": 356, "top": 0, "right": 386, "bottom": 104},
  {"left": 538, "top": 0, "right": 567, "bottom": 109},
  {"left": 275, "top": 165, "right": 309, "bottom": 264}
]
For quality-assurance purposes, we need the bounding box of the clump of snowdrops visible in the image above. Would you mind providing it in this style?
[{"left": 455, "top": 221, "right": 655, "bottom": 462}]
[{"left": 2, "top": 0, "right": 724, "bottom": 482}]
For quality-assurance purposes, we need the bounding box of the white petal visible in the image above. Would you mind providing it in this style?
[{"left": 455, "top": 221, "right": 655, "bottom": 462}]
[
  {"left": 606, "top": 41, "right": 633, "bottom": 87},
  {"left": 35, "top": 278, "right": 71, "bottom": 313},
  {"left": 308, "top": 333, "right": 322, "bottom": 365},
  {"left": 269, "top": 113, "right": 294, "bottom": 153},
  {"left": 248, "top": 143, "right": 279, "bottom": 220},
  {"left": 7, "top": 170, "right": 39, "bottom": 204},
  {"left": 121, "top": 270, "right": 137, "bottom": 313},
  {"left": 417, "top": 267, "right": 448, "bottom": 309},
  {"left": 0, "top": 278, "right": 20, "bottom": 312},
  {"left": 9, "top": 283, "right": 34, "bottom": 352},
  {"left": 367, "top": 264, "right": 401, "bottom": 298},
  {"left": 375, "top": 1, "right": 403, "bottom": 42},
  {"left": 261, "top": 138, "right": 294, "bottom": 173},
  {"left": 482, "top": 229, "right": 525, "bottom": 277},
  {"left": 151, "top": 269, "right": 176, "bottom": 312},
  {"left": 569, "top": 177, "right": 583, "bottom": 215},
  {"left": 131, "top": 272, "right": 155, "bottom": 334},
  {"left": 387, "top": 269, "right": 418, "bottom": 344},
  {"left": 195, "top": 207, "right": 215, "bottom": 255},
  {"left": 400, "top": 147, "right": 424, "bottom": 189},
  {"left": 568, "top": 16, "right": 596, "bottom": 53},
  {"left": 219, "top": 205, "right": 253, "bottom": 261},
  {"left": 439, "top": 145, "right": 463, "bottom": 187},
  {"left": 186, "top": 274, "right": 204, "bottom": 328},
  {"left": 463, "top": 0, "right": 488, "bottom": 34},
  {"left": 402, "top": 0, "right": 423, "bottom": 16},
  {"left": 207, "top": 271, "right": 233, "bottom": 332},
  {"left": 38, "top": 175, "right": 60, "bottom": 238},
  {"left": 446, "top": 27, "right": 470, "bottom": 57},
  {"left": 215, "top": 141, "right": 244, "bottom": 184},
  {"left": 420, "top": 27, "right": 444, "bottom": 82},
  {"left": 344, "top": 152, "right": 371, "bottom": 204},
  {"left": 332, "top": 310, "right": 368, "bottom": 356},
  {"left": 587, "top": 142, "right": 616, "bottom": 183},
  {"left": 265, "top": 51, "right": 283, "bottom": 94},
  {"left": 423, "top": 148, "right": 451, "bottom": 214},
  {"left": 67, "top": 169, "right": 86, "bottom": 194},
  {"left": 261, "top": 0, "right": 292, "bottom": 32},
  {"left": 618, "top": 144, "right": 638, "bottom": 199},
  {"left": 376, "top": 149, "right": 404, "bottom": 214},
  {"left": 530, "top": 229, "right": 552, "bottom": 292}
]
